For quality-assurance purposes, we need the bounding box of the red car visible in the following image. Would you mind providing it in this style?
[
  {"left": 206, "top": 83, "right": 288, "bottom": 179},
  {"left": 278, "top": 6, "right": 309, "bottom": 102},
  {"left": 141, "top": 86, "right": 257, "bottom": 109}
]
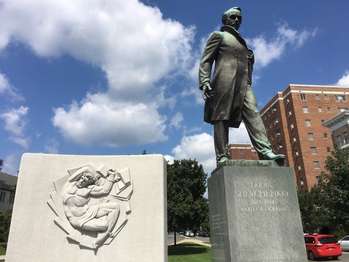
[{"left": 304, "top": 234, "right": 342, "bottom": 260}]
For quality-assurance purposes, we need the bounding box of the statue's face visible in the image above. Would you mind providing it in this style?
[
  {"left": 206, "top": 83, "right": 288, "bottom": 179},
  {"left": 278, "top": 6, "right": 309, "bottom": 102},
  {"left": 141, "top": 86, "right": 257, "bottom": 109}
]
[
  {"left": 77, "top": 172, "right": 95, "bottom": 188},
  {"left": 223, "top": 9, "right": 242, "bottom": 30}
]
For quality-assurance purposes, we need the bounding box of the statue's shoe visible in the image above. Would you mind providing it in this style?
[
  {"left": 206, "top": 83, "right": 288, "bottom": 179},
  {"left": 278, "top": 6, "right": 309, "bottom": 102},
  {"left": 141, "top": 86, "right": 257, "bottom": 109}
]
[
  {"left": 217, "top": 156, "right": 230, "bottom": 166},
  {"left": 261, "top": 151, "right": 285, "bottom": 161}
]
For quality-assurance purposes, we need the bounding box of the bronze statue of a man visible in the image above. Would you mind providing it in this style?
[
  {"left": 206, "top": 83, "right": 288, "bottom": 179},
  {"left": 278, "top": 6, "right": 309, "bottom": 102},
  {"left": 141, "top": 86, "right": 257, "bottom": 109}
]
[{"left": 199, "top": 7, "right": 285, "bottom": 164}]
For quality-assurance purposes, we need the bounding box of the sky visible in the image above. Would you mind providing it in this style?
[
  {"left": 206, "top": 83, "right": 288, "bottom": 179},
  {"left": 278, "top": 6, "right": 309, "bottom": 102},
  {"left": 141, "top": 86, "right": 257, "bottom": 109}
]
[{"left": 1, "top": 0, "right": 349, "bottom": 175}]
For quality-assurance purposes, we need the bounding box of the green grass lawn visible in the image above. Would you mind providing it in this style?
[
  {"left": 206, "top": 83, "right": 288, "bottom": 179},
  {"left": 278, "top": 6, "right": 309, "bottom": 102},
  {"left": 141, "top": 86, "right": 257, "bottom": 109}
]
[
  {"left": 168, "top": 243, "right": 212, "bottom": 262},
  {"left": 0, "top": 246, "right": 5, "bottom": 256}
]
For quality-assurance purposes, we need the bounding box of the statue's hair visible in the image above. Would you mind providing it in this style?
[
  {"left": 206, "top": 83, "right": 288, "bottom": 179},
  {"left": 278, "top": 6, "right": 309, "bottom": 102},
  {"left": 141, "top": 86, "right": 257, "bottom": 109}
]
[{"left": 222, "top": 7, "right": 242, "bottom": 25}]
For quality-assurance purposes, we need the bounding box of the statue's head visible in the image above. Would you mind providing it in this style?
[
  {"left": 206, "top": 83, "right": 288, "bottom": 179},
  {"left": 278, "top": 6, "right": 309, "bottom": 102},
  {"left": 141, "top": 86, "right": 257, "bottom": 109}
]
[
  {"left": 222, "top": 7, "right": 242, "bottom": 30},
  {"left": 76, "top": 172, "right": 97, "bottom": 188}
]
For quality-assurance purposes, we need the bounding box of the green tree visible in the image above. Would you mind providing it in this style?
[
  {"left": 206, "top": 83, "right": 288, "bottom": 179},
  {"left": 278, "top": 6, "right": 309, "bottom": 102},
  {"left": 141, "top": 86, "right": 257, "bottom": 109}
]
[
  {"left": 298, "top": 148, "right": 349, "bottom": 236},
  {"left": 0, "top": 210, "right": 11, "bottom": 250},
  {"left": 167, "top": 159, "right": 208, "bottom": 245},
  {"left": 321, "top": 148, "right": 349, "bottom": 235}
]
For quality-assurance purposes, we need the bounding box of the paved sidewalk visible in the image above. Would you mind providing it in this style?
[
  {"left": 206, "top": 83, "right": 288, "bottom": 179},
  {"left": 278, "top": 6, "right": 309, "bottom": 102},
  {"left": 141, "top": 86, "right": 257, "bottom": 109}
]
[{"left": 176, "top": 238, "right": 212, "bottom": 247}]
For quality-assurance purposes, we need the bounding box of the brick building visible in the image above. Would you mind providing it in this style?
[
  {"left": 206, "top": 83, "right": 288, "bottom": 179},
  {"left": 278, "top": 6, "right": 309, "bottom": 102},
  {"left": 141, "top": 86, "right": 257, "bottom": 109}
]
[
  {"left": 323, "top": 110, "right": 349, "bottom": 149},
  {"left": 229, "top": 144, "right": 259, "bottom": 160},
  {"left": 260, "top": 84, "right": 349, "bottom": 190}
]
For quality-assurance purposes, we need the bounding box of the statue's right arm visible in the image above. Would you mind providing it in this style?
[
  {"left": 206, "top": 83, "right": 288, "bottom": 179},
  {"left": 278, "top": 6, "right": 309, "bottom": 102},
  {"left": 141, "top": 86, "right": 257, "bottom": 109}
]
[{"left": 199, "top": 32, "right": 223, "bottom": 92}]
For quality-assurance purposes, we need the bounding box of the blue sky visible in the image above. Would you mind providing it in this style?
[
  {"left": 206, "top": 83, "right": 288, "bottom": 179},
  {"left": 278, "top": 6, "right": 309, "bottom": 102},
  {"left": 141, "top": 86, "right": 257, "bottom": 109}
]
[{"left": 1, "top": 0, "right": 349, "bottom": 174}]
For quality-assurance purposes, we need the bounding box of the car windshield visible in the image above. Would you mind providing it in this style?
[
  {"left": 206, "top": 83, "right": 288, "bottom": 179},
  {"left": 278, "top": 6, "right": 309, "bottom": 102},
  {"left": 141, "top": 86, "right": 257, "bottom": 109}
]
[{"left": 319, "top": 237, "right": 337, "bottom": 244}]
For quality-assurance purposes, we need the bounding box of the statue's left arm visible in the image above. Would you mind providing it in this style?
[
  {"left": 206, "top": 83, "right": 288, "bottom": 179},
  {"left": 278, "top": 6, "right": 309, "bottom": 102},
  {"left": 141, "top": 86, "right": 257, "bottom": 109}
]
[{"left": 199, "top": 32, "right": 223, "bottom": 98}]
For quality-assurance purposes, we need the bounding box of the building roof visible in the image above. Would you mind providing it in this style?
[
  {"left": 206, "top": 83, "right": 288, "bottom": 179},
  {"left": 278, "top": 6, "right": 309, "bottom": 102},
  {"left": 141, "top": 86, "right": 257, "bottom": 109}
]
[
  {"left": 0, "top": 171, "right": 18, "bottom": 187},
  {"left": 323, "top": 110, "right": 349, "bottom": 129},
  {"left": 261, "top": 84, "right": 349, "bottom": 115}
]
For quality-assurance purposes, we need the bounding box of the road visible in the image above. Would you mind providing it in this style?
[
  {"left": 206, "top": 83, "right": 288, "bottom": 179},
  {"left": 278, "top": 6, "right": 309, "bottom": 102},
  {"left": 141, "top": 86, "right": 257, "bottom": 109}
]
[{"left": 312, "top": 251, "right": 349, "bottom": 262}]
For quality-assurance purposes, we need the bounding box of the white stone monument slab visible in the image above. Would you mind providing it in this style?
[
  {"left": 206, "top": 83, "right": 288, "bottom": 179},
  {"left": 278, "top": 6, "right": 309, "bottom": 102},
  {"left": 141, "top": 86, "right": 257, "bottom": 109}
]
[{"left": 6, "top": 153, "right": 167, "bottom": 262}]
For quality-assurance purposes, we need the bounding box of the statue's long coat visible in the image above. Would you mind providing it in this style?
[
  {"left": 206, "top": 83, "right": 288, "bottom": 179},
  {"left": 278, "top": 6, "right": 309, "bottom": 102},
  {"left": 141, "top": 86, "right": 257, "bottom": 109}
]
[{"left": 199, "top": 25, "right": 254, "bottom": 128}]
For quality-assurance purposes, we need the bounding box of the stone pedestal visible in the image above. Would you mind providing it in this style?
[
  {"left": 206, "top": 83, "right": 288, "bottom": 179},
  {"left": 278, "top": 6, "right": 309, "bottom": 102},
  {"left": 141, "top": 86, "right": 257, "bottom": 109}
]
[
  {"left": 208, "top": 160, "right": 307, "bottom": 262},
  {"left": 6, "top": 153, "right": 167, "bottom": 262}
]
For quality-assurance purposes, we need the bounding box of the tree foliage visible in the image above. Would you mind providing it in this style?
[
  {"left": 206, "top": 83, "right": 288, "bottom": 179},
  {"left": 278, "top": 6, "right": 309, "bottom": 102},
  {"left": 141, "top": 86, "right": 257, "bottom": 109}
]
[
  {"left": 167, "top": 159, "right": 208, "bottom": 239},
  {"left": 298, "top": 148, "right": 349, "bottom": 236},
  {"left": 0, "top": 210, "right": 11, "bottom": 243}
]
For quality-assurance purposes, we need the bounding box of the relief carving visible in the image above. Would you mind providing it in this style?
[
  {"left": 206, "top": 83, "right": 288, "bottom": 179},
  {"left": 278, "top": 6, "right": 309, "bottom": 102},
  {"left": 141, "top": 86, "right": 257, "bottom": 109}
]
[{"left": 47, "top": 164, "right": 133, "bottom": 250}]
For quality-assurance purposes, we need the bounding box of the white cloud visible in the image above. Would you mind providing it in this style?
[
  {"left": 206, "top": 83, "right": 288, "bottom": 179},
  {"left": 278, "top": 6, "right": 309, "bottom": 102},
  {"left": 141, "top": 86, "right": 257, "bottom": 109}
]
[
  {"left": 44, "top": 139, "right": 59, "bottom": 153},
  {"left": 1, "top": 106, "right": 28, "bottom": 136},
  {"left": 53, "top": 93, "right": 167, "bottom": 146},
  {"left": 172, "top": 132, "right": 216, "bottom": 173},
  {"left": 169, "top": 112, "right": 183, "bottom": 129},
  {"left": 0, "top": 0, "right": 194, "bottom": 146},
  {"left": 336, "top": 71, "right": 349, "bottom": 86},
  {"left": 0, "top": 72, "right": 23, "bottom": 101},
  {"left": 248, "top": 24, "right": 317, "bottom": 69},
  {"left": 2, "top": 154, "right": 20, "bottom": 175},
  {"left": 0, "top": 106, "right": 30, "bottom": 148},
  {"left": 0, "top": 73, "right": 10, "bottom": 93},
  {"left": 164, "top": 155, "right": 174, "bottom": 165},
  {"left": 170, "top": 124, "right": 251, "bottom": 173},
  {"left": 228, "top": 123, "right": 252, "bottom": 145}
]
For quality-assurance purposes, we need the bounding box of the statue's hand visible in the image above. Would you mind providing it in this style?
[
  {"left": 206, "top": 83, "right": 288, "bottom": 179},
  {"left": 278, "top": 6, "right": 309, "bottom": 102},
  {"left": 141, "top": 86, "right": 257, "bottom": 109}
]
[{"left": 202, "top": 83, "right": 215, "bottom": 100}]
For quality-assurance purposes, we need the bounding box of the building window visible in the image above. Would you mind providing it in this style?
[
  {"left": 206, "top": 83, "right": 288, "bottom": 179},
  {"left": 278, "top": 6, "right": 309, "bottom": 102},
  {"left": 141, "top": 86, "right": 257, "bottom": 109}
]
[
  {"left": 295, "top": 151, "right": 299, "bottom": 156},
  {"left": 311, "top": 146, "right": 318, "bottom": 155},
  {"left": 279, "top": 144, "right": 283, "bottom": 149},
  {"left": 318, "top": 107, "right": 322, "bottom": 112},
  {"left": 343, "top": 132, "right": 348, "bottom": 144},
  {"left": 315, "top": 94, "right": 320, "bottom": 100},
  {"left": 321, "top": 119, "right": 325, "bottom": 123},
  {"left": 324, "top": 133, "right": 328, "bottom": 138},
  {"left": 298, "top": 166, "right": 302, "bottom": 171},
  {"left": 300, "top": 93, "right": 306, "bottom": 101},
  {"left": 336, "top": 135, "right": 342, "bottom": 146},
  {"left": 308, "top": 132, "right": 314, "bottom": 141},
  {"left": 327, "top": 147, "right": 331, "bottom": 152},
  {"left": 302, "top": 106, "right": 309, "bottom": 113},
  {"left": 9, "top": 193, "right": 14, "bottom": 204},
  {"left": 313, "top": 161, "right": 321, "bottom": 169},
  {"left": 339, "top": 107, "right": 348, "bottom": 112},
  {"left": 293, "top": 137, "right": 297, "bottom": 142},
  {"left": 336, "top": 95, "right": 346, "bottom": 102},
  {"left": 327, "top": 107, "right": 331, "bottom": 111},
  {"left": 272, "top": 107, "right": 277, "bottom": 112},
  {"left": 305, "top": 120, "right": 311, "bottom": 127},
  {"left": 290, "top": 124, "right": 294, "bottom": 129},
  {"left": 288, "top": 111, "right": 292, "bottom": 116},
  {"left": 0, "top": 191, "right": 5, "bottom": 202},
  {"left": 286, "top": 98, "right": 290, "bottom": 103},
  {"left": 324, "top": 94, "right": 329, "bottom": 100},
  {"left": 274, "top": 119, "right": 279, "bottom": 124}
]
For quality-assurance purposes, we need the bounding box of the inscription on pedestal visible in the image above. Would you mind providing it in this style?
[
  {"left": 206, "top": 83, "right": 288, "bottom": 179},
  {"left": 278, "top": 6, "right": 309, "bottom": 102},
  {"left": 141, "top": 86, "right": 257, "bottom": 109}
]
[
  {"left": 208, "top": 164, "right": 307, "bottom": 262},
  {"left": 236, "top": 181, "right": 289, "bottom": 213}
]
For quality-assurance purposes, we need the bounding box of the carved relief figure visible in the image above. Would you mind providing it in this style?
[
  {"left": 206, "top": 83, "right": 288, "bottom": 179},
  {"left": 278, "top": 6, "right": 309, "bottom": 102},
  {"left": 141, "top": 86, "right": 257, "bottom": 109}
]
[
  {"left": 47, "top": 164, "right": 133, "bottom": 250},
  {"left": 62, "top": 169, "right": 120, "bottom": 247}
]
